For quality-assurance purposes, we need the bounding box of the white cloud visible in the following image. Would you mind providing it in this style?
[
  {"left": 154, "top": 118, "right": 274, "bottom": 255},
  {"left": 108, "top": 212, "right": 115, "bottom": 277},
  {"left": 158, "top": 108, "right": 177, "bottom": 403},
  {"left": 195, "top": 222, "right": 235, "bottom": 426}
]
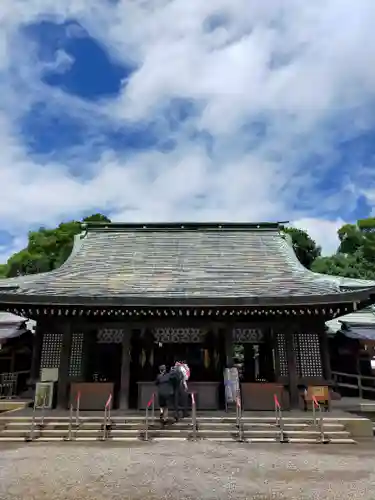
[
  {"left": 291, "top": 218, "right": 344, "bottom": 256},
  {"left": 0, "top": 0, "right": 375, "bottom": 261}
]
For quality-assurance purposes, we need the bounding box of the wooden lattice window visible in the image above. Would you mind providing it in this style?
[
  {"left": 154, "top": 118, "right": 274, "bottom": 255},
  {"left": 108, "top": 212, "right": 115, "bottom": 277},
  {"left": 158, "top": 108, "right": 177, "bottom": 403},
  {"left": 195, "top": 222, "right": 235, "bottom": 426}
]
[
  {"left": 97, "top": 328, "right": 124, "bottom": 344},
  {"left": 69, "top": 332, "right": 84, "bottom": 377},
  {"left": 294, "top": 332, "right": 323, "bottom": 377},
  {"left": 276, "top": 333, "right": 288, "bottom": 376},
  {"left": 152, "top": 328, "right": 205, "bottom": 343},
  {"left": 40, "top": 333, "right": 63, "bottom": 372}
]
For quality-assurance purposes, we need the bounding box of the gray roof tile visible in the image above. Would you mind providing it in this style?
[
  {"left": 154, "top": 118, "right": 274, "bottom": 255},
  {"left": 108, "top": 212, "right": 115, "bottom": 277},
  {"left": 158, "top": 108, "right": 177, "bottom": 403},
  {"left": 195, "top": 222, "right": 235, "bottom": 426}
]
[{"left": 0, "top": 224, "right": 374, "bottom": 301}]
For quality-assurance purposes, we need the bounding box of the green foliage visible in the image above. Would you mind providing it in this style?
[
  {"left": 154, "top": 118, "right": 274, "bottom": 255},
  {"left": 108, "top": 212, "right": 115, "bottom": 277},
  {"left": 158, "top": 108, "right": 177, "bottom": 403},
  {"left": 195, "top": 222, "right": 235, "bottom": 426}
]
[
  {"left": 282, "top": 227, "right": 321, "bottom": 269},
  {"left": 312, "top": 218, "right": 375, "bottom": 279},
  {"left": 2, "top": 213, "right": 111, "bottom": 278},
  {"left": 0, "top": 264, "right": 7, "bottom": 279}
]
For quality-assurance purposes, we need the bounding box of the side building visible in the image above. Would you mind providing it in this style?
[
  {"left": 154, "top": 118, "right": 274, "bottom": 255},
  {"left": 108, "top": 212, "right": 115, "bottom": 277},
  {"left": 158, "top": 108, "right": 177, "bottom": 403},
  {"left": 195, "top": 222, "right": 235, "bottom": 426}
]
[{"left": 0, "top": 222, "right": 374, "bottom": 411}]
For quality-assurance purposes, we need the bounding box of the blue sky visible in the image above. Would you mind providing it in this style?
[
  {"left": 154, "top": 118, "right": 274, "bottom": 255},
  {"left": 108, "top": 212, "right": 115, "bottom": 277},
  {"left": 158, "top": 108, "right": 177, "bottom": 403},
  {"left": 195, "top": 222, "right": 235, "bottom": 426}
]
[{"left": 1, "top": 1, "right": 375, "bottom": 262}]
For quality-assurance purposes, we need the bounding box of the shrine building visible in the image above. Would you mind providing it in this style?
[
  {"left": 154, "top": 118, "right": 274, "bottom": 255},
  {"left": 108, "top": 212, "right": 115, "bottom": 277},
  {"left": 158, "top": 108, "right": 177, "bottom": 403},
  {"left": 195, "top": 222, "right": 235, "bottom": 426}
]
[{"left": 0, "top": 222, "right": 374, "bottom": 411}]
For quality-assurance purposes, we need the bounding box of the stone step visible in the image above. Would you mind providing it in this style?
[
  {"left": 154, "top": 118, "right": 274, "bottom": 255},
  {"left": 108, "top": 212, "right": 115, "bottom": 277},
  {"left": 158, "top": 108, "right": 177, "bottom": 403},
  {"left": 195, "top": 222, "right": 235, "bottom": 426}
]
[
  {"left": 1, "top": 419, "right": 346, "bottom": 431},
  {"left": 0, "top": 415, "right": 343, "bottom": 423},
  {"left": 0, "top": 428, "right": 351, "bottom": 441}
]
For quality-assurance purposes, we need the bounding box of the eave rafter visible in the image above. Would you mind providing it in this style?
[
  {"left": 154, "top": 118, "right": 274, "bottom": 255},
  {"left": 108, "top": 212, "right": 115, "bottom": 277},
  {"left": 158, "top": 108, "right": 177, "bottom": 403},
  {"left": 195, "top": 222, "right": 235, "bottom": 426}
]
[{"left": 1, "top": 304, "right": 355, "bottom": 321}]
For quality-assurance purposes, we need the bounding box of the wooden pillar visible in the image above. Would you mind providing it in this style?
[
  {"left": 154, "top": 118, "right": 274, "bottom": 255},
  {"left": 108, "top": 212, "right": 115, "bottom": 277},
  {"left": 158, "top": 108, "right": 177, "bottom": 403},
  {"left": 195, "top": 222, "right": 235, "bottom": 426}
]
[
  {"left": 285, "top": 329, "right": 299, "bottom": 408},
  {"left": 225, "top": 325, "right": 234, "bottom": 367},
  {"left": 119, "top": 328, "right": 131, "bottom": 410},
  {"left": 57, "top": 322, "right": 73, "bottom": 409},
  {"left": 81, "top": 327, "right": 96, "bottom": 382},
  {"left": 30, "top": 323, "right": 43, "bottom": 381},
  {"left": 320, "top": 330, "right": 332, "bottom": 382}
]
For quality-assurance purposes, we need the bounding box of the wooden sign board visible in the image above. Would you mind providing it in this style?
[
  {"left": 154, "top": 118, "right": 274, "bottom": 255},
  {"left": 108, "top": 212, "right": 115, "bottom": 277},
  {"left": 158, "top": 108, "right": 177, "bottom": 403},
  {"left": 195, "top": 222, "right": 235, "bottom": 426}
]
[{"left": 306, "top": 386, "right": 329, "bottom": 401}]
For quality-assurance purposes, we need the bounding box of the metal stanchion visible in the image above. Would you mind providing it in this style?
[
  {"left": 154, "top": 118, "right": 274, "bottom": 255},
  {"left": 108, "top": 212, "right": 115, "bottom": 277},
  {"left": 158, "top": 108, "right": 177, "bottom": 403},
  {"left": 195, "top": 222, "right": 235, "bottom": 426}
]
[
  {"left": 312, "top": 396, "right": 329, "bottom": 444},
  {"left": 190, "top": 393, "right": 197, "bottom": 441},
  {"left": 76, "top": 391, "right": 81, "bottom": 426},
  {"left": 64, "top": 404, "right": 74, "bottom": 441},
  {"left": 25, "top": 400, "right": 37, "bottom": 442},
  {"left": 102, "top": 393, "right": 112, "bottom": 441},
  {"left": 144, "top": 393, "right": 155, "bottom": 441},
  {"left": 40, "top": 392, "right": 47, "bottom": 428},
  {"left": 274, "top": 394, "right": 288, "bottom": 443},
  {"left": 151, "top": 394, "right": 155, "bottom": 425},
  {"left": 236, "top": 391, "right": 244, "bottom": 442}
]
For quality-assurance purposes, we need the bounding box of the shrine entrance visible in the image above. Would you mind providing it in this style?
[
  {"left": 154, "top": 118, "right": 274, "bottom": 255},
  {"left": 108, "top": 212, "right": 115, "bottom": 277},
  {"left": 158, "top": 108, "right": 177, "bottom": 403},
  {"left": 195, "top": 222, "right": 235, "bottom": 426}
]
[
  {"left": 232, "top": 327, "right": 276, "bottom": 383},
  {"left": 130, "top": 326, "right": 226, "bottom": 410}
]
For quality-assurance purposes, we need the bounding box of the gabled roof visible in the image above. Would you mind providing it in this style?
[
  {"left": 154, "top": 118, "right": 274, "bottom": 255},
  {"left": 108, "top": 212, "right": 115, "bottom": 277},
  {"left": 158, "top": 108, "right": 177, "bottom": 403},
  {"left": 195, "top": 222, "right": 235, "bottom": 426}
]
[
  {"left": 0, "top": 222, "right": 374, "bottom": 308},
  {"left": 326, "top": 305, "right": 375, "bottom": 333}
]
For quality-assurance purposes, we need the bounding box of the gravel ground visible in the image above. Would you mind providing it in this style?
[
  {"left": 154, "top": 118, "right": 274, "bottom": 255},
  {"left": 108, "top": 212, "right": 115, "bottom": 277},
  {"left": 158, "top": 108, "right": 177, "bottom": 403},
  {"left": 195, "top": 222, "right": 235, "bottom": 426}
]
[{"left": 0, "top": 441, "right": 374, "bottom": 500}]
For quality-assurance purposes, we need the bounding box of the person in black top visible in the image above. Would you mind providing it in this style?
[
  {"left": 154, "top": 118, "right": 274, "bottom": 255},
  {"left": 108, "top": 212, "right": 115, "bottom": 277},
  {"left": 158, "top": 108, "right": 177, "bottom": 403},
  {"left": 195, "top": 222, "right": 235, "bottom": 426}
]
[
  {"left": 169, "top": 364, "right": 189, "bottom": 421},
  {"left": 155, "top": 365, "right": 173, "bottom": 423}
]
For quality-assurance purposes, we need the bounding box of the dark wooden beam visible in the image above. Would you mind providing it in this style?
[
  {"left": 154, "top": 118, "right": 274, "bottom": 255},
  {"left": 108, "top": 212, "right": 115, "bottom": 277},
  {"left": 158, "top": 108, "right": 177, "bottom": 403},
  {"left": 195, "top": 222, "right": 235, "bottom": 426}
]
[
  {"left": 57, "top": 322, "right": 73, "bottom": 409},
  {"left": 285, "top": 329, "right": 300, "bottom": 409},
  {"left": 119, "top": 327, "right": 132, "bottom": 410}
]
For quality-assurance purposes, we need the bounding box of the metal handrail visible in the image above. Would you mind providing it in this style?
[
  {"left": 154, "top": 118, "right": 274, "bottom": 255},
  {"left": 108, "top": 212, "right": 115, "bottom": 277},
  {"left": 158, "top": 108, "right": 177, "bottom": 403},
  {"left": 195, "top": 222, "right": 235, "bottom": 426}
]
[
  {"left": 236, "top": 390, "right": 244, "bottom": 442},
  {"left": 312, "top": 395, "right": 329, "bottom": 444},
  {"left": 274, "top": 393, "right": 287, "bottom": 443},
  {"left": 332, "top": 370, "right": 375, "bottom": 399},
  {"left": 190, "top": 392, "right": 198, "bottom": 440},
  {"left": 25, "top": 391, "right": 47, "bottom": 442},
  {"left": 75, "top": 391, "right": 81, "bottom": 426},
  {"left": 144, "top": 393, "right": 155, "bottom": 441},
  {"left": 64, "top": 404, "right": 74, "bottom": 441},
  {"left": 102, "top": 393, "right": 112, "bottom": 441},
  {"left": 25, "top": 399, "right": 37, "bottom": 442},
  {"left": 64, "top": 391, "right": 81, "bottom": 441},
  {"left": 40, "top": 392, "right": 46, "bottom": 428}
]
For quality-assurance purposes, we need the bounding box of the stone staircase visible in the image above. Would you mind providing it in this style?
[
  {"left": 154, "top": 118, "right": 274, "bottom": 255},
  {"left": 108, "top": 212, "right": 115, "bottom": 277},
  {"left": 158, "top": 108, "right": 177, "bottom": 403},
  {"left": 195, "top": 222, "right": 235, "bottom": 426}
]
[{"left": 0, "top": 415, "right": 356, "bottom": 444}]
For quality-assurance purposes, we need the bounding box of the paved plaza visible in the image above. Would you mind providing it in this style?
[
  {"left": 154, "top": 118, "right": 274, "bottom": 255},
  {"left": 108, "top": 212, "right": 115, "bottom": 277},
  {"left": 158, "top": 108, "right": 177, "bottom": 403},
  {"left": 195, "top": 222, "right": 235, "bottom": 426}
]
[{"left": 0, "top": 441, "right": 374, "bottom": 500}]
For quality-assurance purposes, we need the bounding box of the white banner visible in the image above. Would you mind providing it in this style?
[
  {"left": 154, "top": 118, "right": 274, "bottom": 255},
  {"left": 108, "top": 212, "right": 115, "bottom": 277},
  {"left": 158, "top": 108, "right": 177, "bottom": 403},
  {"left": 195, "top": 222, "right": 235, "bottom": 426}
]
[{"left": 223, "top": 367, "right": 239, "bottom": 403}]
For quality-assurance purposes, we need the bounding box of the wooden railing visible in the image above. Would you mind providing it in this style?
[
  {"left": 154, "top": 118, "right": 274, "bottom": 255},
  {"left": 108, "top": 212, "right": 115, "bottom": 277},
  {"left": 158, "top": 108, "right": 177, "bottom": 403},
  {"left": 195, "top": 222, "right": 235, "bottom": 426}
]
[
  {"left": 332, "top": 370, "right": 375, "bottom": 399},
  {"left": 0, "top": 370, "right": 30, "bottom": 398}
]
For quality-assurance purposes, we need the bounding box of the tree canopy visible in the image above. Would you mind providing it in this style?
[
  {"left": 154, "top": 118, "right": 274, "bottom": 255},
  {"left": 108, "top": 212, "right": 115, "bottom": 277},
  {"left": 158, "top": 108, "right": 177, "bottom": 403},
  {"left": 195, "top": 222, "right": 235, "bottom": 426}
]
[
  {"left": 311, "top": 218, "right": 375, "bottom": 279},
  {"left": 0, "top": 213, "right": 111, "bottom": 278},
  {"left": 281, "top": 226, "right": 321, "bottom": 269},
  {"left": 0, "top": 215, "right": 374, "bottom": 281}
]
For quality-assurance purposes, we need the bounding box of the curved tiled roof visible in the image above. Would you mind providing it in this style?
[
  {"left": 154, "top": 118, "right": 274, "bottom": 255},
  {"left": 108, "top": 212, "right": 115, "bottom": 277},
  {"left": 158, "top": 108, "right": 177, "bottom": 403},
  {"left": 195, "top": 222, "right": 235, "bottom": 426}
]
[{"left": 0, "top": 223, "right": 374, "bottom": 306}]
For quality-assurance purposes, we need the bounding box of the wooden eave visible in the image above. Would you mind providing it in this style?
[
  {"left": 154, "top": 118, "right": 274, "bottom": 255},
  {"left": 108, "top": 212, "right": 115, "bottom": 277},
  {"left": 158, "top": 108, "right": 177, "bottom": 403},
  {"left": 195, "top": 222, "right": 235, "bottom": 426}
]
[{"left": 0, "top": 287, "right": 374, "bottom": 309}]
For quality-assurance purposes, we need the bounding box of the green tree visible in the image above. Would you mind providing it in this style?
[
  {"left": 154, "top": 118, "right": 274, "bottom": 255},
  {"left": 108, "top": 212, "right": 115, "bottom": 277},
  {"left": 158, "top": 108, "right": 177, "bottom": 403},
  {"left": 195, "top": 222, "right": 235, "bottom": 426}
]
[
  {"left": 3, "top": 213, "right": 111, "bottom": 278},
  {"left": 282, "top": 226, "right": 322, "bottom": 269},
  {"left": 0, "top": 264, "right": 7, "bottom": 279},
  {"left": 312, "top": 217, "right": 375, "bottom": 279}
]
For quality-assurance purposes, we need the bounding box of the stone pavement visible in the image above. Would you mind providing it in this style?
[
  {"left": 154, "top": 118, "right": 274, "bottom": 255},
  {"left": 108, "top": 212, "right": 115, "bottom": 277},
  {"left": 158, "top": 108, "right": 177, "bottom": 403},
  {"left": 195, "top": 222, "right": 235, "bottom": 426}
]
[{"left": 0, "top": 441, "right": 374, "bottom": 499}]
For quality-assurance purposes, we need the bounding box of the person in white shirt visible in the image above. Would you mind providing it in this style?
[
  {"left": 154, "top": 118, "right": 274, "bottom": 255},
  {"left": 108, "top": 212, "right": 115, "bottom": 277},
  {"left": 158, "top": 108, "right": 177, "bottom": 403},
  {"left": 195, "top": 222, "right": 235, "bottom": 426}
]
[{"left": 174, "top": 361, "right": 190, "bottom": 419}]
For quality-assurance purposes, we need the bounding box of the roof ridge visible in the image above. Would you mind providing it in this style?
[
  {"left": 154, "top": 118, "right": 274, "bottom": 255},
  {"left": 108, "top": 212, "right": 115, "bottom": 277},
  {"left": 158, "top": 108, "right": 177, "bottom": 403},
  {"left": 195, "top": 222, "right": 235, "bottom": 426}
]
[{"left": 81, "top": 222, "right": 288, "bottom": 232}]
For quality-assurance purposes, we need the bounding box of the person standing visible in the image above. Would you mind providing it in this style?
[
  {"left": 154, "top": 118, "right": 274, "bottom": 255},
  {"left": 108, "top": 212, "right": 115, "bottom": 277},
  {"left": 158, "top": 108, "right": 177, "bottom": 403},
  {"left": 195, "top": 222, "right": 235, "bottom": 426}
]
[
  {"left": 155, "top": 365, "right": 173, "bottom": 424},
  {"left": 174, "top": 361, "right": 190, "bottom": 419}
]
